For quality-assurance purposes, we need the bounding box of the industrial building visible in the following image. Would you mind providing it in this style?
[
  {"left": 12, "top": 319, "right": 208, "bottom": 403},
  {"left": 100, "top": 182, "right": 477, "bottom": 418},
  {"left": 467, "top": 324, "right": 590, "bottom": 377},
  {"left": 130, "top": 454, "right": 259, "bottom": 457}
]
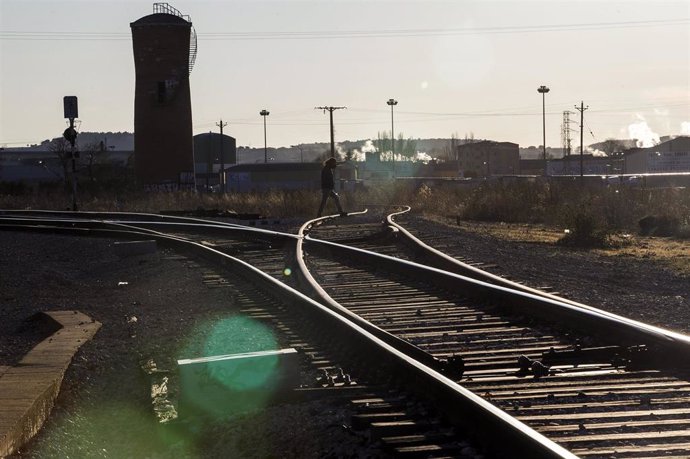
[
  {"left": 224, "top": 162, "right": 358, "bottom": 193},
  {"left": 455, "top": 141, "right": 520, "bottom": 177},
  {"left": 547, "top": 155, "right": 623, "bottom": 176},
  {"left": 224, "top": 163, "right": 322, "bottom": 193},
  {"left": 193, "top": 132, "right": 237, "bottom": 190},
  {"left": 624, "top": 136, "right": 690, "bottom": 174}
]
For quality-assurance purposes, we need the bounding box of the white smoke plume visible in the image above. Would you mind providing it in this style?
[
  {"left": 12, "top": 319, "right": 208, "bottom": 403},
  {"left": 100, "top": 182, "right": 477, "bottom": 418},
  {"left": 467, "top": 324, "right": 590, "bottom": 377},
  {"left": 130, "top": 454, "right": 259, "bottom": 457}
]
[
  {"left": 586, "top": 148, "right": 608, "bottom": 157},
  {"left": 415, "top": 152, "right": 433, "bottom": 162},
  {"left": 349, "top": 140, "right": 432, "bottom": 163},
  {"left": 681, "top": 121, "right": 690, "bottom": 136},
  {"left": 335, "top": 144, "right": 347, "bottom": 161},
  {"left": 628, "top": 116, "right": 660, "bottom": 147},
  {"left": 349, "top": 140, "right": 377, "bottom": 162},
  {"left": 360, "top": 139, "right": 377, "bottom": 153}
]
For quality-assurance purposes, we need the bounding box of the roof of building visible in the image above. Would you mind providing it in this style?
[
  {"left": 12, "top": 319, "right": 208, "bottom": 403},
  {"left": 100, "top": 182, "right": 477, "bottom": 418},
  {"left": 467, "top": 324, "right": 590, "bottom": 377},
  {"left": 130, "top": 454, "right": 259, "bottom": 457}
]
[
  {"left": 194, "top": 132, "right": 236, "bottom": 141},
  {"left": 226, "top": 162, "right": 323, "bottom": 173},
  {"left": 130, "top": 13, "right": 190, "bottom": 27},
  {"left": 620, "top": 136, "right": 690, "bottom": 156},
  {"left": 550, "top": 154, "right": 615, "bottom": 161},
  {"left": 457, "top": 140, "right": 519, "bottom": 149}
]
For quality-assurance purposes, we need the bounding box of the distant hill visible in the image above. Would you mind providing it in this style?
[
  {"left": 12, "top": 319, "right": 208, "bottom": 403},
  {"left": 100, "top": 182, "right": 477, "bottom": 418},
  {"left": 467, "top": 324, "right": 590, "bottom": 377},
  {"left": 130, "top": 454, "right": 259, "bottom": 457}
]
[{"left": 22, "top": 132, "right": 135, "bottom": 151}]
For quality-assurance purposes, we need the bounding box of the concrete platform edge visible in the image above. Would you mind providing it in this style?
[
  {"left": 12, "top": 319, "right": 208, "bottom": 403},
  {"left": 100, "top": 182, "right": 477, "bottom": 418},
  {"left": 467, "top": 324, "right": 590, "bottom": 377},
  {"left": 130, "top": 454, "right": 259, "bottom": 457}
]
[{"left": 0, "top": 311, "right": 101, "bottom": 457}]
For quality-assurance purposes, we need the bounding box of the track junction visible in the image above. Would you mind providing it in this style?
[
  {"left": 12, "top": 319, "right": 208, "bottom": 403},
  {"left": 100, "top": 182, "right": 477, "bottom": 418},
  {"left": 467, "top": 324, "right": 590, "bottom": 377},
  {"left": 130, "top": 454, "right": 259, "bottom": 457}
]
[{"left": 1, "top": 207, "right": 689, "bottom": 458}]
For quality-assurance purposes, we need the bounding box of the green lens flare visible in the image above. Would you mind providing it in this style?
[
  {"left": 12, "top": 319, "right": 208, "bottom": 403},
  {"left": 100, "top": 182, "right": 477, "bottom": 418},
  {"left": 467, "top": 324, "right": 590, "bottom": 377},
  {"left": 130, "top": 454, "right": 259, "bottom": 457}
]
[
  {"left": 30, "top": 403, "right": 195, "bottom": 458},
  {"left": 179, "top": 316, "right": 279, "bottom": 418}
]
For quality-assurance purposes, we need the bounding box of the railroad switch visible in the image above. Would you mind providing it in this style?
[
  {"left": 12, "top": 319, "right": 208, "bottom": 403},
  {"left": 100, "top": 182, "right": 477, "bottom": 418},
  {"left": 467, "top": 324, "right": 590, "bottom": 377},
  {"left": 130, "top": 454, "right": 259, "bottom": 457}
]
[
  {"left": 315, "top": 368, "right": 353, "bottom": 387},
  {"left": 515, "top": 355, "right": 551, "bottom": 378},
  {"left": 531, "top": 361, "right": 549, "bottom": 378},
  {"left": 541, "top": 344, "right": 648, "bottom": 368}
]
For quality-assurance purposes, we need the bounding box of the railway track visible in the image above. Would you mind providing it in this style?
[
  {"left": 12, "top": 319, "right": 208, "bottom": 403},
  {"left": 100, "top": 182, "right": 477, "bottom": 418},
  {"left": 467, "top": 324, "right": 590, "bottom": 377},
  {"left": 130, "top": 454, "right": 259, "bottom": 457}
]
[
  {"left": 1, "top": 211, "right": 522, "bottom": 457},
  {"left": 301, "top": 209, "right": 690, "bottom": 458},
  {"left": 3, "top": 208, "right": 689, "bottom": 457}
]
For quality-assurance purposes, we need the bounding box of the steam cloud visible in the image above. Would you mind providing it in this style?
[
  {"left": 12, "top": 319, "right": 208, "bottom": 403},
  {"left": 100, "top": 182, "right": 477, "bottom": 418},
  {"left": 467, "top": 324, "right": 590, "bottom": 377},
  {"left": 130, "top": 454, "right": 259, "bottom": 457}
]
[
  {"left": 627, "top": 117, "right": 660, "bottom": 148},
  {"left": 349, "top": 140, "right": 377, "bottom": 162},
  {"left": 681, "top": 122, "right": 690, "bottom": 136}
]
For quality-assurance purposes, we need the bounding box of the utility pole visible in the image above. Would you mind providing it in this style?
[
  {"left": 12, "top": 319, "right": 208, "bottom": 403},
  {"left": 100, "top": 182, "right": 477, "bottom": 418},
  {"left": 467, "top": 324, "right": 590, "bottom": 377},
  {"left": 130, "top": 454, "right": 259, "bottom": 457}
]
[
  {"left": 387, "top": 98, "right": 398, "bottom": 177},
  {"left": 216, "top": 119, "right": 227, "bottom": 191},
  {"left": 206, "top": 130, "right": 212, "bottom": 190},
  {"left": 260, "top": 109, "right": 269, "bottom": 163},
  {"left": 315, "top": 106, "right": 346, "bottom": 158},
  {"left": 537, "top": 85, "right": 550, "bottom": 164},
  {"left": 575, "top": 102, "right": 589, "bottom": 179}
]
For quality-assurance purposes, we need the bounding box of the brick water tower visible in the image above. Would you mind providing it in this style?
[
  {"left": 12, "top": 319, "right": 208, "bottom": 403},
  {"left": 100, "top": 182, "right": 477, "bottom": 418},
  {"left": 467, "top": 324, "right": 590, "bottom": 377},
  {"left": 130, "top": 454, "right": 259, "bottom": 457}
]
[{"left": 131, "top": 3, "right": 198, "bottom": 187}]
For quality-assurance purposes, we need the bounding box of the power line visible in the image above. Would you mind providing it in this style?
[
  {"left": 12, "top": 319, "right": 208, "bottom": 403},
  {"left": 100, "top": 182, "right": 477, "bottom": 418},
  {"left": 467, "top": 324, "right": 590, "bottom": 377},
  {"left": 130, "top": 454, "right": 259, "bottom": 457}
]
[
  {"left": 575, "top": 102, "right": 589, "bottom": 178},
  {"left": 2, "top": 18, "right": 687, "bottom": 41},
  {"left": 584, "top": 118, "right": 597, "bottom": 141}
]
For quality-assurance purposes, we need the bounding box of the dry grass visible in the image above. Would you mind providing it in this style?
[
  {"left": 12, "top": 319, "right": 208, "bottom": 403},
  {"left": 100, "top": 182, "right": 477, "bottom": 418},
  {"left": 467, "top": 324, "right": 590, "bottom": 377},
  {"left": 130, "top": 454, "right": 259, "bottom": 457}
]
[
  {"left": 2, "top": 181, "right": 687, "bottom": 275},
  {"left": 428, "top": 215, "right": 690, "bottom": 277},
  {"left": 604, "top": 237, "right": 690, "bottom": 276}
]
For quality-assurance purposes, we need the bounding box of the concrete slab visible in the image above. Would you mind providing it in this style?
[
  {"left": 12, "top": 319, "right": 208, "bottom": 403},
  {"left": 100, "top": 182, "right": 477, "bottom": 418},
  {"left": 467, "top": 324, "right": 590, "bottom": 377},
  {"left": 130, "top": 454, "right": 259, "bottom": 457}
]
[{"left": 0, "top": 310, "right": 101, "bottom": 457}]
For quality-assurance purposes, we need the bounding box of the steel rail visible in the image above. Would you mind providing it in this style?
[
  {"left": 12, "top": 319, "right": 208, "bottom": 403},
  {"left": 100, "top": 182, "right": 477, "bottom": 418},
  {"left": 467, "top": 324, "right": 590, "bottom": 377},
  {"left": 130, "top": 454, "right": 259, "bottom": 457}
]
[
  {"left": 300, "top": 231, "right": 690, "bottom": 365},
  {"left": 0, "top": 208, "right": 265, "bottom": 229},
  {"left": 296, "top": 216, "right": 576, "bottom": 458},
  {"left": 385, "top": 207, "right": 690, "bottom": 364},
  {"left": 5, "top": 213, "right": 689, "bottom": 355},
  {"left": 301, "top": 216, "right": 690, "bottom": 457},
  {"left": 2, "top": 215, "right": 575, "bottom": 458},
  {"left": 0, "top": 215, "right": 296, "bottom": 244},
  {"left": 385, "top": 207, "right": 682, "bottom": 332},
  {"left": 296, "top": 216, "right": 441, "bottom": 369}
]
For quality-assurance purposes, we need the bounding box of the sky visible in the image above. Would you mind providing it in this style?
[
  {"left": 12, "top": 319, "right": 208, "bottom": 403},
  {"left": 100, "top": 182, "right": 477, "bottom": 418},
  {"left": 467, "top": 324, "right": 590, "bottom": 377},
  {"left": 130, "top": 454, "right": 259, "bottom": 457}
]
[{"left": 1, "top": 0, "right": 689, "bottom": 151}]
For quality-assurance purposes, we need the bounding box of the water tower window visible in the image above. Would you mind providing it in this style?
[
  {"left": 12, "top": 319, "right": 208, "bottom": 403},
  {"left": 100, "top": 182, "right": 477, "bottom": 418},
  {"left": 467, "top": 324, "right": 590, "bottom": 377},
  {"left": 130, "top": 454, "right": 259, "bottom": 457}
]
[{"left": 157, "top": 81, "right": 166, "bottom": 103}]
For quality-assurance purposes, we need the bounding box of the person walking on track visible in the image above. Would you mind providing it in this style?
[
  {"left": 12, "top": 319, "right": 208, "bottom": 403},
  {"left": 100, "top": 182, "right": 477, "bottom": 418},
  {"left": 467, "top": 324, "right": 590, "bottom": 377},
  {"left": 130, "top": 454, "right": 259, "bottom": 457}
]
[{"left": 317, "top": 157, "right": 347, "bottom": 217}]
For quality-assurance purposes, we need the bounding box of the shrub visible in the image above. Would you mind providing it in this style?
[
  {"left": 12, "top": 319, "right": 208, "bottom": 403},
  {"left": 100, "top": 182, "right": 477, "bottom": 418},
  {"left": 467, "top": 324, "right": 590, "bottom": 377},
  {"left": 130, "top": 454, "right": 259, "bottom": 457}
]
[
  {"left": 1, "top": 177, "right": 688, "bottom": 239},
  {"left": 556, "top": 204, "right": 611, "bottom": 248},
  {"left": 460, "top": 181, "right": 547, "bottom": 223},
  {"left": 638, "top": 215, "right": 681, "bottom": 236}
]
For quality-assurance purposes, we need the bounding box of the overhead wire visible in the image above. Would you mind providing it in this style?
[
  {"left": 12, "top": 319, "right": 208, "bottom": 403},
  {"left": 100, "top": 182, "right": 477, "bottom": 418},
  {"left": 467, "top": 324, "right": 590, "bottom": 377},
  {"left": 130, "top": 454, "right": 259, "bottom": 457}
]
[
  {"left": 584, "top": 119, "right": 597, "bottom": 141},
  {"left": 205, "top": 102, "right": 690, "bottom": 127},
  {"left": 1, "top": 18, "right": 688, "bottom": 41}
]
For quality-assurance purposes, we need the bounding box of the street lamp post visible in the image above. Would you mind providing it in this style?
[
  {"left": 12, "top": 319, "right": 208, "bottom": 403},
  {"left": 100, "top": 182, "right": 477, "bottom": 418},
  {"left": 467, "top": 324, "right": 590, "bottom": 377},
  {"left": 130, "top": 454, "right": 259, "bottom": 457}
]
[
  {"left": 387, "top": 98, "right": 398, "bottom": 176},
  {"left": 537, "top": 85, "right": 550, "bottom": 166},
  {"left": 260, "top": 109, "right": 269, "bottom": 163}
]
